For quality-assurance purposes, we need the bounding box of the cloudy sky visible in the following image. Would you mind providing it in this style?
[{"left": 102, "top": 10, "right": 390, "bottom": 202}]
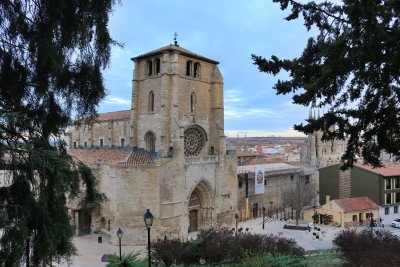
[{"left": 101, "top": 0, "right": 316, "bottom": 137}]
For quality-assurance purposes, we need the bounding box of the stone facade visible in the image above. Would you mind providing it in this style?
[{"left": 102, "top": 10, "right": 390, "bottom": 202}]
[
  {"left": 301, "top": 109, "right": 347, "bottom": 170},
  {"left": 236, "top": 163, "right": 316, "bottom": 220},
  {"left": 67, "top": 44, "right": 237, "bottom": 245},
  {"left": 300, "top": 109, "right": 348, "bottom": 207}
]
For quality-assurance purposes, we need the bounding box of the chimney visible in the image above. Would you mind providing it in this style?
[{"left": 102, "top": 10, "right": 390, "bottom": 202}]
[{"left": 326, "top": 195, "right": 330, "bottom": 203}]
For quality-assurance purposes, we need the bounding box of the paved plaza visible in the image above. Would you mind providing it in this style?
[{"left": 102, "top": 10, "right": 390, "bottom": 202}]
[{"left": 58, "top": 218, "right": 400, "bottom": 267}]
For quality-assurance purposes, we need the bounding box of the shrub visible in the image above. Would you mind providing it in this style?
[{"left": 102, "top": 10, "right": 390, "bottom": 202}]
[
  {"left": 312, "top": 213, "right": 320, "bottom": 224},
  {"left": 151, "top": 237, "right": 199, "bottom": 266},
  {"left": 333, "top": 228, "right": 400, "bottom": 267},
  {"left": 260, "top": 234, "right": 304, "bottom": 257},
  {"left": 152, "top": 228, "right": 305, "bottom": 266},
  {"left": 106, "top": 252, "right": 146, "bottom": 267},
  {"left": 320, "top": 214, "right": 333, "bottom": 225},
  {"left": 196, "top": 228, "right": 242, "bottom": 264}
]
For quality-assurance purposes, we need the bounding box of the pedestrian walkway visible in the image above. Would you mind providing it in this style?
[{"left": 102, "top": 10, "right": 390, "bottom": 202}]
[
  {"left": 236, "top": 217, "right": 342, "bottom": 251},
  {"left": 60, "top": 218, "right": 344, "bottom": 266},
  {"left": 58, "top": 234, "right": 145, "bottom": 267}
]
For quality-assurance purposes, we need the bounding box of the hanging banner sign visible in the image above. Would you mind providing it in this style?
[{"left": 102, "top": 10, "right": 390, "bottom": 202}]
[{"left": 255, "top": 167, "right": 265, "bottom": 194}]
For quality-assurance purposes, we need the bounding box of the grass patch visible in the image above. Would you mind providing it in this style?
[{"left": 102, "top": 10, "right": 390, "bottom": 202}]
[{"left": 299, "top": 249, "right": 345, "bottom": 267}]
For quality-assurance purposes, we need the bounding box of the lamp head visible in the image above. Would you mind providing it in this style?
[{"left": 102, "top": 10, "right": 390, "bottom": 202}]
[
  {"left": 144, "top": 209, "right": 154, "bottom": 228},
  {"left": 117, "top": 228, "right": 123, "bottom": 239}
]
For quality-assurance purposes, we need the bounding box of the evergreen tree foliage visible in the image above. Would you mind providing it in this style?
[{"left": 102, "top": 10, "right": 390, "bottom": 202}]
[
  {"left": 252, "top": 0, "right": 400, "bottom": 168},
  {"left": 0, "top": 0, "right": 118, "bottom": 265}
]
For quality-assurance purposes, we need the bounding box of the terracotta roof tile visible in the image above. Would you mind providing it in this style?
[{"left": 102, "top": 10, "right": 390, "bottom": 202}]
[
  {"left": 355, "top": 163, "right": 400, "bottom": 177},
  {"left": 333, "top": 197, "right": 379, "bottom": 212},
  {"left": 69, "top": 149, "right": 155, "bottom": 166},
  {"left": 69, "top": 149, "right": 131, "bottom": 164},
  {"left": 95, "top": 110, "right": 131, "bottom": 122},
  {"left": 119, "top": 151, "right": 155, "bottom": 166},
  {"left": 132, "top": 44, "right": 219, "bottom": 64}
]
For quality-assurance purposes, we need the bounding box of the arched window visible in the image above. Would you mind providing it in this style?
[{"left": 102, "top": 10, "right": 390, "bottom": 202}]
[
  {"left": 148, "top": 91, "right": 154, "bottom": 113},
  {"left": 194, "top": 62, "right": 201, "bottom": 78},
  {"left": 146, "top": 60, "right": 153, "bottom": 76},
  {"left": 190, "top": 92, "right": 196, "bottom": 113},
  {"left": 145, "top": 131, "right": 156, "bottom": 153},
  {"left": 154, "top": 58, "right": 161, "bottom": 75},
  {"left": 186, "top": 60, "right": 192, "bottom": 76}
]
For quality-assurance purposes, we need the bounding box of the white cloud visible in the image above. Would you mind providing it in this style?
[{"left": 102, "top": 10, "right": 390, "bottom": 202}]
[
  {"left": 224, "top": 129, "right": 306, "bottom": 138},
  {"left": 224, "top": 89, "right": 243, "bottom": 104},
  {"left": 225, "top": 107, "right": 274, "bottom": 119},
  {"left": 103, "top": 97, "right": 130, "bottom": 105}
]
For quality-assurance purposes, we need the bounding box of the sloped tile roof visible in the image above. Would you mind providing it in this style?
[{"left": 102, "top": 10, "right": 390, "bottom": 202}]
[
  {"left": 69, "top": 149, "right": 155, "bottom": 166},
  {"left": 333, "top": 197, "right": 379, "bottom": 212},
  {"left": 69, "top": 149, "right": 131, "bottom": 164},
  {"left": 119, "top": 152, "right": 155, "bottom": 166},
  {"left": 95, "top": 110, "right": 131, "bottom": 122},
  {"left": 132, "top": 44, "right": 219, "bottom": 64},
  {"left": 355, "top": 163, "right": 400, "bottom": 177}
]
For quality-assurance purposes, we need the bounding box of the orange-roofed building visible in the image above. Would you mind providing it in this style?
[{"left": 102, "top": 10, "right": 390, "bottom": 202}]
[
  {"left": 304, "top": 197, "right": 379, "bottom": 227},
  {"left": 319, "top": 163, "right": 400, "bottom": 223}
]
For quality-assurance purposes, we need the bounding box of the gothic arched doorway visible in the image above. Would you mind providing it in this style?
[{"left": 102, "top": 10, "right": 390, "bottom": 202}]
[{"left": 188, "top": 180, "right": 213, "bottom": 232}]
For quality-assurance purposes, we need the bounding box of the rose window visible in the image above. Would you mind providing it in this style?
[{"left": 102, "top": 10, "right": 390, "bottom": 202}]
[{"left": 184, "top": 128, "right": 204, "bottom": 156}]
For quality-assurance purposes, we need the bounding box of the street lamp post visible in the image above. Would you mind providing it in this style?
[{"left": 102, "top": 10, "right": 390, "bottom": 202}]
[
  {"left": 234, "top": 213, "right": 239, "bottom": 236},
  {"left": 313, "top": 205, "right": 317, "bottom": 224},
  {"left": 144, "top": 209, "right": 154, "bottom": 267},
  {"left": 117, "top": 228, "right": 123, "bottom": 262},
  {"left": 262, "top": 207, "right": 266, "bottom": 229},
  {"left": 269, "top": 201, "right": 273, "bottom": 218}
]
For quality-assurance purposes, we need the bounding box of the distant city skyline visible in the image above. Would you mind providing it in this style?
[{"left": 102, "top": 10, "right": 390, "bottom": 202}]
[{"left": 101, "top": 1, "right": 314, "bottom": 137}]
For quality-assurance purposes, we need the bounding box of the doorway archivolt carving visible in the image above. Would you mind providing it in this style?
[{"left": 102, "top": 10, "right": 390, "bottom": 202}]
[{"left": 188, "top": 179, "right": 214, "bottom": 232}]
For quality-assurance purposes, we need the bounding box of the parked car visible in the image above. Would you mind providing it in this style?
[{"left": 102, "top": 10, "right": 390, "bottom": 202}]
[{"left": 391, "top": 218, "right": 400, "bottom": 228}]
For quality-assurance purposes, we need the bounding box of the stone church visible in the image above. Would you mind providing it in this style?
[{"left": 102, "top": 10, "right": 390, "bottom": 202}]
[
  {"left": 302, "top": 109, "right": 346, "bottom": 169},
  {"left": 67, "top": 42, "right": 238, "bottom": 245},
  {"left": 300, "top": 109, "right": 347, "bottom": 206}
]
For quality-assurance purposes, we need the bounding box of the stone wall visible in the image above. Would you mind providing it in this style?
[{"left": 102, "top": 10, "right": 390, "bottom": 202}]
[
  {"left": 89, "top": 152, "right": 237, "bottom": 245},
  {"left": 68, "top": 119, "right": 131, "bottom": 149}
]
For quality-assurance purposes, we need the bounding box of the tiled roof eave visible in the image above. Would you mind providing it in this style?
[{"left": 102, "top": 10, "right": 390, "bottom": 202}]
[{"left": 343, "top": 208, "right": 378, "bottom": 212}]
